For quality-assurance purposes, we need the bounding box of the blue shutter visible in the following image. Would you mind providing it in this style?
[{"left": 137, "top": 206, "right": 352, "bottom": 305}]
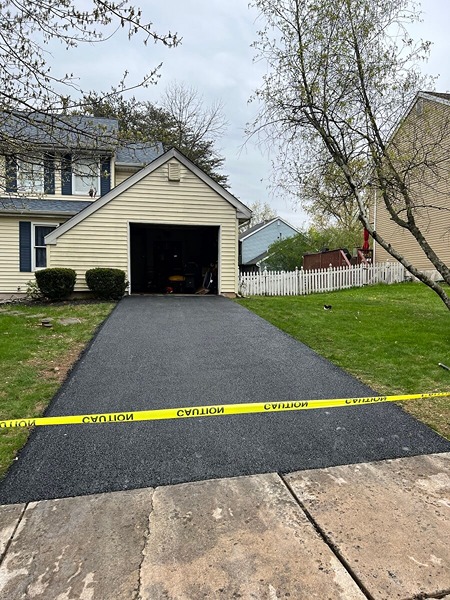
[
  {"left": 5, "top": 155, "right": 17, "bottom": 193},
  {"left": 100, "top": 157, "right": 111, "bottom": 196},
  {"left": 61, "top": 154, "right": 72, "bottom": 195},
  {"left": 19, "top": 221, "right": 32, "bottom": 272},
  {"left": 44, "top": 153, "right": 55, "bottom": 194}
]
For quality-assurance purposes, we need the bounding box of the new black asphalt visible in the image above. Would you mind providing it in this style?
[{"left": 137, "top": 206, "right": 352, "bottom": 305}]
[{"left": 1, "top": 296, "right": 449, "bottom": 504}]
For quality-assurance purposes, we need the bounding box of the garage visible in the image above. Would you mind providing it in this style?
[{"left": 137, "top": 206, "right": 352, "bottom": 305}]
[
  {"left": 45, "top": 149, "right": 252, "bottom": 297},
  {"left": 130, "top": 223, "right": 219, "bottom": 294}
]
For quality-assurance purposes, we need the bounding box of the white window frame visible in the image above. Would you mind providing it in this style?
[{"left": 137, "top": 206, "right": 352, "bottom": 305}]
[
  {"left": 32, "top": 223, "right": 59, "bottom": 271},
  {"left": 17, "top": 157, "right": 44, "bottom": 194},
  {"left": 72, "top": 157, "right": 100, "bottom": 196}
]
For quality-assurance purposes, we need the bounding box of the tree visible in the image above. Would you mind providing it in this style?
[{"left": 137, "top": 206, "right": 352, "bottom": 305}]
[
  {"left": 300, "top": 157, "right": 364, "bottom": 230},
  {"left": 0, "top": 1, "right": 179, "bottom": 158},
  {"left": 264, "top": 232, "right": 313, "bottom": 270},
  {"left": 264, "top": 224, "right": 361, "bottom": 270},
  {"left": 161, "top": 82, "right": 229, "bottom": 186},
  {"left": 240, "top": 200, "right": 277, "bottom": 231},
  {"left": 251, "top": 0, "right": 450, "bottom": 310},
  {"left": 80, "top": 84, "right": 229, "bottom": 186}
]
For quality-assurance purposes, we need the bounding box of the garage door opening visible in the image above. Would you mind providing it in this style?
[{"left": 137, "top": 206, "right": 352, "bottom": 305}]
[{"left": 130, "top": 224, "right": 219, "bottom": 294}]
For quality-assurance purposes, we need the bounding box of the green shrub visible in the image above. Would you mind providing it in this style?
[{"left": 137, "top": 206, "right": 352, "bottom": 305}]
[
  {"left": 85, "top": 268, "right": 128, "bottom": 300},
  {"left": 35, "top": 268, "right": 76, "bottom": 301}
]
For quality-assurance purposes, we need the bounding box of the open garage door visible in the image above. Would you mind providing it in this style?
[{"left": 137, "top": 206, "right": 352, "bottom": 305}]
[{"left": 130, "top": 224, "right": 219, "bottom": 294}]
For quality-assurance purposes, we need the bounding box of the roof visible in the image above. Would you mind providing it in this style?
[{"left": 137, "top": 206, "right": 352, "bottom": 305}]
[
  {"left": 115, "top": 142, "right": 164, "bottom": 167},
  {"left": 0, "top": 198, "right": 91, "bottom": 216},
  {"left": 422, "top": 92, "right": 450, "bottom": 102},
  {"left": 1, "top": 112, "right": 119, "bottom": 152},
  {"left": 239, "top": 217, "right": 299, "bottom": 242},
  {"left": 45, "top": 148, "right": 252, "bottom": 244},
  {"left": 241, "top": 250, "right": 270, "bottom": 265},
  {"left": 386, "top": 90, "right": 450, "bottom": 146}
]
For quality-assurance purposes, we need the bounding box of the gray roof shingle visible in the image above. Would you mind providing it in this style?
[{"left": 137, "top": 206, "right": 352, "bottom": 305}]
[
  {"left": 116, "top": 142, "right": 164, "bottom": 166},
  {"left": 423, "top": 92, "right": 450, "bottom": 101},
  {"left": 0, "top": 198, "right": 91, "bottom": 215},
  {"left": 1, "top": 112, "right": 118, "bottom": 151}
]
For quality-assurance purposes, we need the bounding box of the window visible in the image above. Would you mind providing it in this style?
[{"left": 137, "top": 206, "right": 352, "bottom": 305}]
[
  {"left": 72, "top": 158, "right": 100, "bottom": 196},
  {"left": 33, "top": 224, "right": 57, "bottom": 270},
  {"left": 17, "top": 158, "right": 44, "bottom": 193}
]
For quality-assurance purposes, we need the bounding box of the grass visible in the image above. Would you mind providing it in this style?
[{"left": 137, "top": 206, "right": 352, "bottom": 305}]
[
  {"left": 0, "top": 301, "right": 115, "bottom": 477},
  {"left": 236, "top": 282, "right": 450, "bottom": 440}
]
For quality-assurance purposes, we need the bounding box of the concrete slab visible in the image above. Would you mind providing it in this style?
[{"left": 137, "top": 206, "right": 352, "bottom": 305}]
[
  {"left": 139, "top": 473, "right": 366, "bottom": 599},
  {"left": 0, "top": 488, "right": 153, "bottom": 599},
  {"left": 0, "top": 504, "right": 25, "bottom": 562},
  {"left": 286, "top": 452, "right": 450, "bottom": 600}
]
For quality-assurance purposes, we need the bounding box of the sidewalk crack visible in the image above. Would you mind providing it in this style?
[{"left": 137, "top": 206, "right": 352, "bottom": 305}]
[
  {"left": 278, "top": 473, "right": 375, "bottom": 600},
  {"left": 406, "top": 589, "right": 450, "bottom": 600},
  {"left": 0, "top": 502, "right": 28, "bottom": 567},
  {"left": 134, "top": 489, "right": 154, "bottom": 600}
]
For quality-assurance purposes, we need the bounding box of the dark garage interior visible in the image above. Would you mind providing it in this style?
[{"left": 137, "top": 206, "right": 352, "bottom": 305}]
[{"left": 130, "top": 223, "right": 219, "bottom": 294}]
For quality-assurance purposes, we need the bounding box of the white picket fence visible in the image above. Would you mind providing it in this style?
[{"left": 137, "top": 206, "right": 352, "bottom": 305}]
[{"left": 238, "top": 262, "right": 406, "bottom": 297}]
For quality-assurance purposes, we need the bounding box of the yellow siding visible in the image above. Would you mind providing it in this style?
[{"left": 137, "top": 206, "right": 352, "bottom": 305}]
[
  {"left": 48, "top": 159, "right": 239, "bottom": 293},
  {"left": 375, "top": 98, "right": 450, "bottom": 273},
  {"left": 114, "top": 168, "right": 138, "bottom": 186},
  {"left": 0, "top": 216, "right": 66, "bottom": 295}
]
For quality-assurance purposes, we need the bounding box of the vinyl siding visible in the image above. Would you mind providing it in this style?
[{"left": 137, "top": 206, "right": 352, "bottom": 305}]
[
  {"left": 375, "top": 98, "right": 450, "bottom": 273},
  {"left": 242, "top": 220, "right": 298, "bottom": 264},
  {"left": 0, "top": 216, "right": 65, "bottom": 294},
  {"left": 114, "top": 168, "right": 137, "bottom": 186},
  {"left": 48, "top": 159, "right": 239, "bottom": 293}
]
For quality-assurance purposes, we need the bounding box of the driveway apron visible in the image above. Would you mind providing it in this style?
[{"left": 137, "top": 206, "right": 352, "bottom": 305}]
[{"left": 1, "top": 296, "right": 449, "bottom": 503}]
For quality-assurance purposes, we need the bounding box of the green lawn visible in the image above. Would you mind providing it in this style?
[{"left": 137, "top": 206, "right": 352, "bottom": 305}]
[
  {"left": 0, "top": 301, "right": 115, "bottom": 477},
  {"left": 237, "top": 282, "right": 450, "bottom": 440}
]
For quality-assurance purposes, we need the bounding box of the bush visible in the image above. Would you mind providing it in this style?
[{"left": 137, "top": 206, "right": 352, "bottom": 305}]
[
  {"left": 26, "top": 279, "right": 43, "bottom": 301},
  {"left": 35, "top": 268, "right": 76, "bottom": 301},
  {"left": 85, "top": 268, "right": 128, "bottom": 300}
]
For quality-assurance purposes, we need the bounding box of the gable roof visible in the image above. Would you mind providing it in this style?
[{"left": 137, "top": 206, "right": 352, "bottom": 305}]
[
  {"left": 422, "top": 91, "right": 450, "bottom": 103},
  {"left": 239, "top": 217, "right": 299, "bottom": 242},
  {"left": 46, "top": 148, "right": 252, "bottom": 244},
  {"left": 389, "top": 91, "right": 450, "bottom": 143},
  {"left": 241, "top": 250, "right": 270, "bottom": 266}
]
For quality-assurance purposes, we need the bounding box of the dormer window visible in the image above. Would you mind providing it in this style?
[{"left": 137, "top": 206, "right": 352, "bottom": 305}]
[
  {"left": 17, "top": 157, "right": 44, "bottom": 194},
  {"left": 72, "top": 158, "right": 100, "bottom": 196}
]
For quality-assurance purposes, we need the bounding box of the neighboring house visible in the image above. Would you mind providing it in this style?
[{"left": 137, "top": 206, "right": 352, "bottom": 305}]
[
  {"left": 0, "top": 112, "right": 252, "bottom": 297},
  {"left": 239, "top": 217, "right": 299, "bottom": 271},
  {"left": 373, "top": 91, "right": 450, "bottom": 279}
]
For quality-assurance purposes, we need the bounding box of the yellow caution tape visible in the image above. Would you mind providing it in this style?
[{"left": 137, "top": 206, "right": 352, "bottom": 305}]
[{"left": 0, "top": 392, "right": 448, "bottom": 429}]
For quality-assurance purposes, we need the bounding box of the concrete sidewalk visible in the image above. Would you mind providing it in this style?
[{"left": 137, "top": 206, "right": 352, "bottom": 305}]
[{"left": 1, "top": 453, "right": 449, "bottom": 600}]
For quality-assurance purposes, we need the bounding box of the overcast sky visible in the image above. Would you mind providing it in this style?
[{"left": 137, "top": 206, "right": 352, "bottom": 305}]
[{"left": 58, "top": 0, "right": 450, "bottom": 228}]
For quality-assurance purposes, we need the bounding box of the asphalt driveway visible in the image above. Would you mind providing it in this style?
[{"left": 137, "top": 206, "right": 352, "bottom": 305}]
[{"left": 1, "top": 296, "right": 449, "bottom": 503}]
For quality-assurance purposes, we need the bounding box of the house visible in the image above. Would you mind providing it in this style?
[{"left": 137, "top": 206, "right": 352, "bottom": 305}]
[
  {"left": 239, "top": 217, "right": 299, "bottom": 271},
  {"left": 0, "top": 112, "right": 252, "bottom": 298},
  {"left": 373, "top": 92, "right": 450, "bottom": 279}
]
